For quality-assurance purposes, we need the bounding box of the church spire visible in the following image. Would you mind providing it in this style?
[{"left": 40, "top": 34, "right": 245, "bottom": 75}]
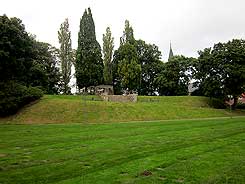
[{"left": 168, "top": 42, "right": 174, "bottom": 61}]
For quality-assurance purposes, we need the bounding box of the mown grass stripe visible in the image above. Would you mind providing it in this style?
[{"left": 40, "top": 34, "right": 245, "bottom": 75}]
[{"left": 1, "top": 118, "right": 244, "bottom": 183}]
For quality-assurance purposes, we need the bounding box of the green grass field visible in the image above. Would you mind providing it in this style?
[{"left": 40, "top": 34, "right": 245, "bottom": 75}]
[
  {"left": 1, "top": 95, "right": 244, "bottom": 124},
  {"left": 0, "top": 95, "right": 245, "bottom": 183},
  {"left": 0, "top": 117, "right": 245, "bottom": 184}
]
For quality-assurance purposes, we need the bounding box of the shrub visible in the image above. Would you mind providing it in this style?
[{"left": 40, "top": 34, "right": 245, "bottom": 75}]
[
  {"left": 237, "top": 101, "right": 245, "bottom": 109},
  {"left": 0, "top": 81, "right": 43, "bottom": 116},
  {"left": 208, "top": 98, "right": 226, "bottom": 109},
  {"left": 24, "top": 86, "right": 43, "bottom": 103}
]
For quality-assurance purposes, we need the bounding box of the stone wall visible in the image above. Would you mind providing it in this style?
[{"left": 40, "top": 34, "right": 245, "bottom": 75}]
[{"left": 101, "top": 94, "right": 137, "bottom": 102}]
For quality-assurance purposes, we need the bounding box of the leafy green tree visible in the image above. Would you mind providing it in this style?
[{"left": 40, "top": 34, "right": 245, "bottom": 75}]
[
  {"left": 113, "top": 20, "right": 141, "bottom": 93},
  {"left": 120, "top": 20, "right": 135, "bottom": 45},
  {"left": 31, "top": 41, "right": 61, "bottom": 94},
  {"left": 58, "top": 18, "right": 73, "bottom": 94},
  {"left": 154, "top": 56, "right": 194, "bottom": 96},
  {"left": 111, "top": 49, "right": 122, "bottom": 94},
  {"left": 0, "top": 15, "right": 35, "bottom": 84},
  {"left": 75, "top": 8, "right": 103, "bottom": 90},
  {"left": 0, "top": 15, "right": 44, "bottom": 115},
  {"left": 102, "top": 27, "right": 114, "bottom": 85},
  {"left": 195, "top": 39, "right": 245, "bottom": 109},
  {"left": 136, "top": 40, "right": 162, "bottom": 95},
  {"left": 117, "top": 43, "right": 141, "bottom": 92}
]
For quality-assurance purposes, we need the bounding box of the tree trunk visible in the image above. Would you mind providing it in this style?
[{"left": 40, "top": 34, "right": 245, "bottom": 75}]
[{"left": 232, "top": 96, "right": 238, "bottom": 110}]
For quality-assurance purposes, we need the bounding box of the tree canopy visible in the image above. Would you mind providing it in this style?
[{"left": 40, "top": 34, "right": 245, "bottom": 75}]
[
  {"left": 75, "top": 8, "right": 103, "bottom": 90},
  {"left": 102, "top": 27, "right": 114, "bottom": 85},
  {"left": 0, "top": 15, "right": 35, "bottom": 84},
  {"left": 195, "top": 39, "right": 245, "bottom": 108},
  {"left": 58, "top": 18, "right": 73, "bottom": 94},
  {"left": 155, "top": 56, "right": 195, "bottom": 96},
  {"left": 31, "top": 41, "right": 61, "bottom": 94},
  {"left": 0, "top": 15, "right": 44, "bottom": 115},
  {"left": 136, "top": 40, "right": 163, "bottom": 95},
  {"left": 113, "top": 20, "right": 141, "bottom": 93},
  {"left": 1, "top": 11, "right": 245, "bottom": 113}
]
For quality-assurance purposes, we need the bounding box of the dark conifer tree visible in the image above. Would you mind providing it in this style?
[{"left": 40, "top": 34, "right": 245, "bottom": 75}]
[{"left": 75, "top": 8, "right": 103, "bottom": 91}]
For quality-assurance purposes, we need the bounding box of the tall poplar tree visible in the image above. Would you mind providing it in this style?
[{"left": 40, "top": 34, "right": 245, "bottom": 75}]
[
  {"left": 103, "top": 27, "right": 114, "bottom": 85},
  {"left": 75, "top": 8, "right": 103, "bottom": 90},
  {"left": 120, "top": 20, "right": 135, "bottom": 45},
  {"left": 58, "top": 18, "right": 72, "bottom": 94}
]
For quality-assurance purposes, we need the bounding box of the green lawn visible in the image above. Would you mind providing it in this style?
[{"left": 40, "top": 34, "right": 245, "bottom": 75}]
[
  {"left": 2, "top": 95, "right": 244, "bottom": 124},
  {"left": 0, "top": 117, "right": 244, "bottom": 183}
]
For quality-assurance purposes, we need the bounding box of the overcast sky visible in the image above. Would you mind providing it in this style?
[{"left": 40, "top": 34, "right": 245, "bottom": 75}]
[{"left": 1, "top": 0, "right": 245, "bottom": 60}]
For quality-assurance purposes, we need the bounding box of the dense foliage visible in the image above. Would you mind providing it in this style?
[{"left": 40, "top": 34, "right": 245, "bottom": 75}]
[
  {"left": 0, "top": 15, "right": 35, "bottom": 84},
  {"left": 112, "top": 21, "right": 141, "bottom": 93},
  {"left": 155, "top": 56, "right": 195, "bottom": 96},
  {"left": 31, "top": 41, "right": 61, "bottom": 94},
  {"left": 75, "top": 8, "right": 104, "bottom": 90},
  {"left": 195, "top": 39, "right": 245, "bottom": 109},
  {"left": 102, "top": 27, "right": 114, "bottom": 85},
  {"left": 0, "top": 82, "right": 43, "bottom": 116},
  {"left": 1, "top": 10, "right": 245, "bottom": 114},
  {"left": 58, "top": 18, "right": 73, "bottom": 94},
  {"left": 112, "top": 20, "right": 195, "bottom": 96},
  {"left": 0, "top": 15, "right": 60, "bottom": 115},
  {"left": 136, "top": 40, "right": 163, "bottom": 95}
]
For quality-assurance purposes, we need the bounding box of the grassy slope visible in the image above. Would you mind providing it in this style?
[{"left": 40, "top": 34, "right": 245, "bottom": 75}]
[
  {"left": 0, "top": 117, "right": 244, "bottom": 184},
  {"left": 1, "top": 95, "right": 244, "bottom": 124}
]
